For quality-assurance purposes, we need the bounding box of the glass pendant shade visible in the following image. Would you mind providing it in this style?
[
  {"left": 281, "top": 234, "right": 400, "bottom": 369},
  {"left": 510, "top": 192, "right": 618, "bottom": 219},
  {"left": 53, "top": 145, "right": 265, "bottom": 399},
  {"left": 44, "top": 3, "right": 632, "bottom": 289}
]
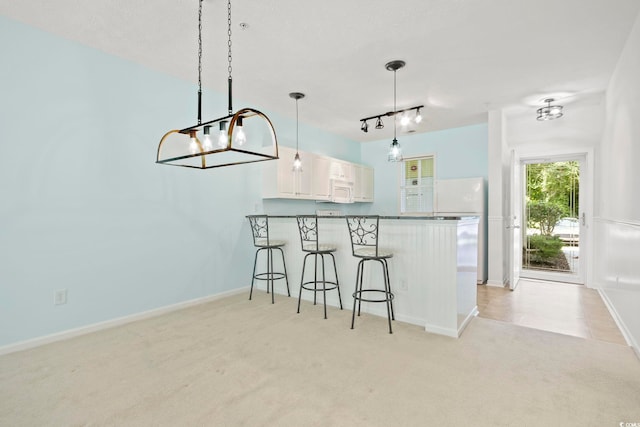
[
  {"left": 292, "top": 152, "right": 302, "bottom": 171},
  {"left": 388, "top": 139, "right": 402, "bottom": 162}
]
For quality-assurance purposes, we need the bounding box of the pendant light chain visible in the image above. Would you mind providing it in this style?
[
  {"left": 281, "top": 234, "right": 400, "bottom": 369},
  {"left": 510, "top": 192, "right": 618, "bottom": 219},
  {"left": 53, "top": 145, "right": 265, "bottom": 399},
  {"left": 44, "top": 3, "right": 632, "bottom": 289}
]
[
  {"left": 197, "top": 0, "right": 203, "bottom": 124},
  {"left": 227, "top": 0, "right": 232, "bottom": 79},
  {"left": 295, "top": 98, "right": 299, "bottom": 152},
  {"left": 227, "top": 0, "right": 233, "bottom": 114}
]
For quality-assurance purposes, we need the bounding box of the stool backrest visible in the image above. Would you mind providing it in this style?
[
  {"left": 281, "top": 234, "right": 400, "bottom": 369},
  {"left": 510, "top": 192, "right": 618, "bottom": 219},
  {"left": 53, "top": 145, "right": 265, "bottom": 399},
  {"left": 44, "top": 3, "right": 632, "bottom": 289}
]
[
  {"left": 247, "top": 215, "right": 270, "bottom": 246},
  {"left": 345, "top": 215, "right": 381, "bottom": 257},
  {"left": 296, "top": 215, "right": 319, "bottom": 251}
]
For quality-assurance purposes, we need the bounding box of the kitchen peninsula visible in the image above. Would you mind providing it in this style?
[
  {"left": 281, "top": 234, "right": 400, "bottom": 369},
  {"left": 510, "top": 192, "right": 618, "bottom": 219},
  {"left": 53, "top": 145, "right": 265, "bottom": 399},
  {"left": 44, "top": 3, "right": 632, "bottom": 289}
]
[{"left": 262, "top": 215, "right": 479, "bottom": 338}]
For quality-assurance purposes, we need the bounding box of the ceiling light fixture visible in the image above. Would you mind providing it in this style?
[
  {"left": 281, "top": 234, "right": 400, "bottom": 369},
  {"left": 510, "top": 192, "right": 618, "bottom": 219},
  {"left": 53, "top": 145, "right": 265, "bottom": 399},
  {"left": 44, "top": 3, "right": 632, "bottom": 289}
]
[
  {"left": 360, "top": 104, "right": 424, "bottom": 134},
  {"left": 156, "top": 0, "right": 279, "bottom": 169},
  {"left": 536, "top": 98, "right": 564, "bottom": 121},
  {"left": 359, "top": 61, "right": 423, "bottom": 151},
  {"left": 387, "top": 60, "right": 405, "bottom": 162},
  {"left": 289, "top": 92, "right": 305, "bottom": 172}
]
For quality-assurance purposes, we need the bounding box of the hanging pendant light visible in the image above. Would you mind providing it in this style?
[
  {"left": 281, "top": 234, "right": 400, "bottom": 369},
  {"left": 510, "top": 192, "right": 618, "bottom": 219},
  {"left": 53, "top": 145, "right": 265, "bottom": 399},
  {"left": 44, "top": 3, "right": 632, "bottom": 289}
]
[
  {"left": 156, "top": 0, "right": 279, "bottom": 169},
  {"left": 289, "top": 92, "right": 305, "bottom": 171},
  {"left": 386, "top": 60, "right": 405, "bottom": 162}
]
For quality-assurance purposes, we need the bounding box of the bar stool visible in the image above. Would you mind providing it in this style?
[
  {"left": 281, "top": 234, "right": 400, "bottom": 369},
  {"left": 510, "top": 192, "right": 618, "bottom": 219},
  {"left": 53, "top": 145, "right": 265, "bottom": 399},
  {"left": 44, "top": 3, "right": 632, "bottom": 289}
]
[
  {"left": 247, "top": 215, "right": 290, "bottom": 304},
  {"left": 345, "top": 215, "right": 395, "bottom": 333},
  {"left": 296, "top": 215, "right": 343, "bottom": 319}
]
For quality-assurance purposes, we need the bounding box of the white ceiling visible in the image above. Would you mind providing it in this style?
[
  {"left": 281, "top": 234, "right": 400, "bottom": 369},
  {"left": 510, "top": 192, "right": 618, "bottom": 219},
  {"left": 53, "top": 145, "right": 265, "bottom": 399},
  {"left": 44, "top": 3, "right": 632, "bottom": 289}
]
[{"left": 2, "top": 0, "right": 639, "bottom": 143}]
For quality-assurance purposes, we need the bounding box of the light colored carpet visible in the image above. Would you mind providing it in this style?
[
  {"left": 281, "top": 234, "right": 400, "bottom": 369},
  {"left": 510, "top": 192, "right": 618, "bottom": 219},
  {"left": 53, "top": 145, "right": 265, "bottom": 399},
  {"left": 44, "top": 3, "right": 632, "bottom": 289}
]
[{"left": 1, "top": 291, "right": 640, "bottom": 426}]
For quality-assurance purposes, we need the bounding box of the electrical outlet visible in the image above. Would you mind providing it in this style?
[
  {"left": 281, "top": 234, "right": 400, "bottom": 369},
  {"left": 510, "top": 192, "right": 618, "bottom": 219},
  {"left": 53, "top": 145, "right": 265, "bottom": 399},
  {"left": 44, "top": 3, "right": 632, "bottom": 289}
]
[
  {"left": 54, "top": 289, "right": 67, "bottom": 306},
  {"left": 399, "top": 279, "right": 408, "bottom": 292}
]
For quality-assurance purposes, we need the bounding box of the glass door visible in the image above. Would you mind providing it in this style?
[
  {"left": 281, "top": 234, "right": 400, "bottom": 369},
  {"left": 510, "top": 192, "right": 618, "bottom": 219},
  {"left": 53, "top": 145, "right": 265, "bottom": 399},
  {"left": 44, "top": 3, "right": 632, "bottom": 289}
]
[{"left": 521, "top": 156, "right": 583, "bottom": 284}]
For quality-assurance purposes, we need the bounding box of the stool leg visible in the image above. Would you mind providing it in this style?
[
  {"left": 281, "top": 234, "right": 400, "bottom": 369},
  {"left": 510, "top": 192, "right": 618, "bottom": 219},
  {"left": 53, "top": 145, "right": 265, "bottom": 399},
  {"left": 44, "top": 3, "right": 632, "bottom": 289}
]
[
  {"left": 249, "top": 248, "right": 260, "bottom": 300},
  {"left": 351, "top": 259, "right": 364, "bottom": 329},
  {"left": 277, "top": 247, "right": 290, "bottom": 297},
  {"left": 321, "top": 254, "right": 327, "bottom": 319},
  {"left": 383, "top": 258, "right": 395, "bottom": 320},
  {"left": 329, "top": 253, "right": 343, "bottom": 310},
  {"left": 269, "top": 248, "right": 275, "bottom": 304},
  {"left": 379, "top": 259, "right": 393, "bottom": 334},
  {"left": 313, "top": 254, "right": 318, "bottom": 305},
  {"left": 297, "top": 253, "right": 310, "bottom": 314},
  {"left": 357, "top": 260, "right": 365, "bottom": 316}
]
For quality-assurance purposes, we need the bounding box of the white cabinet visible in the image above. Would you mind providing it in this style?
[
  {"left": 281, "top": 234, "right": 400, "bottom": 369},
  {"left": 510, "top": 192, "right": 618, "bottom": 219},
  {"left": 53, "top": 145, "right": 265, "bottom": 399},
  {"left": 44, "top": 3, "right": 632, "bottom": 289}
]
[
  {"left": 263, "top": 147, "right": 373, "bottom": 203},
  {"left": 354, "top": 164, "right": 374, "bottom": 202},
  {"left": 312, "top": 155, "right": 331, "bottom": 201},
  {"left": 263, "top": 146, "right": 313, "bottom": 199},
  {"left": 329, "top": 160, "right": 354, "bottom": 182}
]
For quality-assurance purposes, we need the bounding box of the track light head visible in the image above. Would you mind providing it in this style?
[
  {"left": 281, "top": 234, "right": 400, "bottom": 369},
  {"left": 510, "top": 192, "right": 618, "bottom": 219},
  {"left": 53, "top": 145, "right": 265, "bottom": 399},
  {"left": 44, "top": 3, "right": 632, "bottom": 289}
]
[
  {"left": 375, "top": 117, "right": 384, "bottom": 129},
  {"left": 361, "top": 121, "right": 369, "bottom": 133},
  {"left": 415, "top": 108, "right": 423, "bottom": 123}
]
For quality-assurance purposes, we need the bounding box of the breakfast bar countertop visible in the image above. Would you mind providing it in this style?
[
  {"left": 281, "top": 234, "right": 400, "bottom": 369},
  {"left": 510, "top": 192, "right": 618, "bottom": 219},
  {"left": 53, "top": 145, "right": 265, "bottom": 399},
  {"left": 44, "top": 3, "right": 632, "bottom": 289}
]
[{"left": 265, "top": 214, "right": 478, "bottom": 220}]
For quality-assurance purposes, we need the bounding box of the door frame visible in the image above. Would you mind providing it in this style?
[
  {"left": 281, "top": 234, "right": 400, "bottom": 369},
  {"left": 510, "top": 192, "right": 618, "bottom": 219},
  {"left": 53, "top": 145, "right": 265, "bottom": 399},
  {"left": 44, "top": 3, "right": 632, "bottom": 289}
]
[{"left": 512, "top": 148, "right": 594, "bottom": 287}]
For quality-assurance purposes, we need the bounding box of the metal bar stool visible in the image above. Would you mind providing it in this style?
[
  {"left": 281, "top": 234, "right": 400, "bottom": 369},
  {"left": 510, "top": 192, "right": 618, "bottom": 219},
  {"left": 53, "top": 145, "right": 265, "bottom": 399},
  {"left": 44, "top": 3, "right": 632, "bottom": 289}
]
[
  {"left": 296, "top": 215, "right": 343, "bottom": 319},
  {"left": 247, "top": 215, "right": 290, "bottom": 304},
  {"left": 345, "top": 215, "right": 395, "bottom": 333}
]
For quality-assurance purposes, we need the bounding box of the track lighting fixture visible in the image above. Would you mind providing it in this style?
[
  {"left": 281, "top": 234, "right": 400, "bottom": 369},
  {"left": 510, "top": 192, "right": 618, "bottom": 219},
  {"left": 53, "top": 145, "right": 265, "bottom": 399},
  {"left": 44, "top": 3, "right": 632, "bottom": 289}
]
[
  {"left": 156, "top": 0, "right": 279, "bottom": 169},
  {"left": 536, "top": 98, "right": 564, "bottom": 121},
  {"left": 359, "top": 94, "right": 423, "bottom": 140}
]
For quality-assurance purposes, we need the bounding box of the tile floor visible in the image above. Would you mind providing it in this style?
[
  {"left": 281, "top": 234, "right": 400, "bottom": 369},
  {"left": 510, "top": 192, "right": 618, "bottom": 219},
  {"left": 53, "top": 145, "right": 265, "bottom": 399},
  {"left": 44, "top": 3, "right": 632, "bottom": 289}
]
[{"left": 477, "top": 279, "right": 627, "bottom": 345}]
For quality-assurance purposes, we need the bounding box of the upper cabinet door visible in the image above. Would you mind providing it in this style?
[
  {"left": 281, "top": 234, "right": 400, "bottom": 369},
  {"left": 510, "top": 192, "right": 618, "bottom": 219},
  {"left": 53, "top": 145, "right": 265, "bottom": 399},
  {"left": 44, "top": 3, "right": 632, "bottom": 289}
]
[
  {"left": 312, "top": 156, "right": 331, "bottom": 200},
  {"left": 354, "top": 164, "right": 374, "bottom": 202}
]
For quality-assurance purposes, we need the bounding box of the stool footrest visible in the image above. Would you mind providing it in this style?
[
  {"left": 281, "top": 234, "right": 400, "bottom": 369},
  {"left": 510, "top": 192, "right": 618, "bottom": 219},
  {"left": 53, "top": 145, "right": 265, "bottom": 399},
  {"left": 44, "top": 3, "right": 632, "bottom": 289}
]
[
  {"left": 254, "top": 272, "right": 287, "bottom": 281},
  {"left": 352, "top": 289, "right": 394, "bottom": 303},
  {"left": 301, "top": 280, "right": 339, "bottom": 292}
]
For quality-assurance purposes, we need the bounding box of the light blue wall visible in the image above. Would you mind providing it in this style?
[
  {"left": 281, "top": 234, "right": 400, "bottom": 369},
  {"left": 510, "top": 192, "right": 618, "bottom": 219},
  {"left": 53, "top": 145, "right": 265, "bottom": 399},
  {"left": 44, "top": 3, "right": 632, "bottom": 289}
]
[
  {"left": 0, "top": 17, "right": 359, "bottom": 347},
  {"left": 0, "top": 17, "right": 487, "bottom": 347},
  {"left": 360, "top": 124, "right": 489, "bottom": 215}
]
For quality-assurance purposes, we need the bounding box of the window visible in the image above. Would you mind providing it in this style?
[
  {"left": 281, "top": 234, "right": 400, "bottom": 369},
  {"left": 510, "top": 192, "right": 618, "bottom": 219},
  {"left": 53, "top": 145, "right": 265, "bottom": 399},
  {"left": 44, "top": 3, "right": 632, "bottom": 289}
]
[{"left": 399, "top": 155, "right": 435, "bottom": 214}]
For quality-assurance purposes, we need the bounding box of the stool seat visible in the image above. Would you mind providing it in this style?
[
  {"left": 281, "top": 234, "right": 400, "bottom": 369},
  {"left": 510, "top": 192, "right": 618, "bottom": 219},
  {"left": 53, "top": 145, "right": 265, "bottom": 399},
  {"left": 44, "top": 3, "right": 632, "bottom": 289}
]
[
  {"left": 255, "top": 239, "right": 286, "bottom": 248},
  {"left": 302, "top": 243, "right": 337, "bottom": 253},
  {"left": 353, "top": 247, "right": 393, "bottom": 259}
]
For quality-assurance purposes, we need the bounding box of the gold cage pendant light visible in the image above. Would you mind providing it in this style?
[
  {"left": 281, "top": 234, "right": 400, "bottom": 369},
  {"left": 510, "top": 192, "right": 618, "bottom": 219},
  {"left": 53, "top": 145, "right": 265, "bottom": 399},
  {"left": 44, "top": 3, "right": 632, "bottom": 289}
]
[{"left": 156, "top": 0, "right": 279, "bottom": 169}]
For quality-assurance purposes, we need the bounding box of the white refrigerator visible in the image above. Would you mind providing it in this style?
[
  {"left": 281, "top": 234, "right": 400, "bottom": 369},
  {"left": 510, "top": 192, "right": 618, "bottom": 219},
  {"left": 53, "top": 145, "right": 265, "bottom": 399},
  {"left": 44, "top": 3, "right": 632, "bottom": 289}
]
[{"left": 434, "top": 177, "right": 486, "bottom": 284}]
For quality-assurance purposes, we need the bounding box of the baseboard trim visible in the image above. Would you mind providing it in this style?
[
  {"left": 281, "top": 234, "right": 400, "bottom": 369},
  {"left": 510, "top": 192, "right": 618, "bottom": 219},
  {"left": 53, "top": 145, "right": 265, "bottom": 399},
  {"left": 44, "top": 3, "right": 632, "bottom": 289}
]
[
  {"left": 0, "top": 288, "right": 248, "bottom": 356},
  {"left": 457, "top": 306, "right": 479, "bottom": 337},
  {"left": 597, "top": 289, "right": 638, "bottom": 358},
  {"left": 424, "top": 323, "right": 458, "bottom": 338},
  {"left": 485, "top": 280, "right": 506, "bottom": 288}
]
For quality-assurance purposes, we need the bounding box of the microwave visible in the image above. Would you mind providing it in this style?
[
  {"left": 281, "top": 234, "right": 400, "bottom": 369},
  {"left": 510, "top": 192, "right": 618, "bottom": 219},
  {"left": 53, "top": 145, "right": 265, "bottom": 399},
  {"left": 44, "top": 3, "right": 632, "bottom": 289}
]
[{"left": 330, "top": 179, "right": 354, "bottom": 203}]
